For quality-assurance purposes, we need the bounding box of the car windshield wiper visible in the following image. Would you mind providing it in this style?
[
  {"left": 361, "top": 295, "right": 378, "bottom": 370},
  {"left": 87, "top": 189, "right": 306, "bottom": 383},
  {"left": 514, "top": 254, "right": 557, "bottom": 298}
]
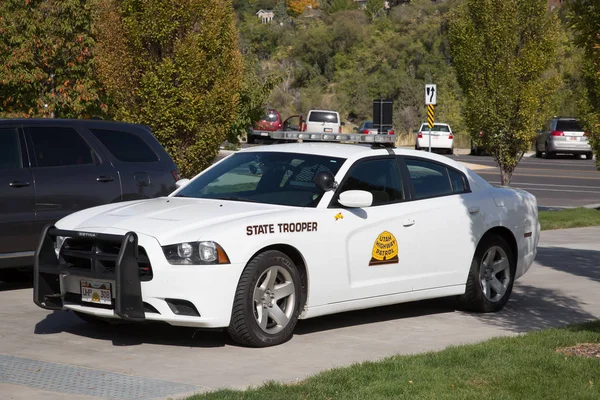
[{"left": 212, "top": 196, "right": 256, "bottom": 203}]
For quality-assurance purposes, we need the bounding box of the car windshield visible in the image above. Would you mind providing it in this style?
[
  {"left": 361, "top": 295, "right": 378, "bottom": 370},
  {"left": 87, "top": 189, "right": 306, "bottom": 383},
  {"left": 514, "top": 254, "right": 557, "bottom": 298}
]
[{"left": 175, "top": 152, "right": 346, "bottom": 207}]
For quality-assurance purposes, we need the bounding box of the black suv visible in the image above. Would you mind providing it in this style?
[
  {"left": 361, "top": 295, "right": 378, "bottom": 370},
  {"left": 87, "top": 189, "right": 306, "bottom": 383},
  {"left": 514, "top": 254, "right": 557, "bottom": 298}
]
[{"left": 0, "top": 119, "right": 179, "bottom": 276}]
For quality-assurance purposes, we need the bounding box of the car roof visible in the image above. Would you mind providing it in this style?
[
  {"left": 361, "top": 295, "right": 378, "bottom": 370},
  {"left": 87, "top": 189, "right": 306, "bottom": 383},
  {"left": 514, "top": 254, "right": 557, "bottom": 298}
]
[
  {"left": 307, "top": 110, "right": 339, "bottom": 114},
  {"left": 0, "top": 118, "right": 150, "bottom": 130}
]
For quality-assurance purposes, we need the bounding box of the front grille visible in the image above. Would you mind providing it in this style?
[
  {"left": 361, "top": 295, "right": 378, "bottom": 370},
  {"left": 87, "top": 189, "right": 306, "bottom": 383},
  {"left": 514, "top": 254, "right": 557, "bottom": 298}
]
[
  {"left": 64, "top": 292, "right": 160, "bottom": 314},
  {"left": 60, "top": 238, "right": 153, "bottom": 281}
]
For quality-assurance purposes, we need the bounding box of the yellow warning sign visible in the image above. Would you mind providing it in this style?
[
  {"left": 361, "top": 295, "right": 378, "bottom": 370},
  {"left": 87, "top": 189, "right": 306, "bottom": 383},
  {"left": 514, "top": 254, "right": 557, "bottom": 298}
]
[
  {"left": 427, "top": 104, "right": 435, "bottom": 129},
  {"left": 369, "top": 231, "right": 399, "bottom": 266}
]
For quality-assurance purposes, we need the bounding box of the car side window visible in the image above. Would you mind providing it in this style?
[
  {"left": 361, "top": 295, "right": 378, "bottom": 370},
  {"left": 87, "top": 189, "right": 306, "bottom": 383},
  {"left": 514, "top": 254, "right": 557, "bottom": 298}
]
[
  {"left": 448, "top": 168, "right": 467, "bottom": 193},
  {"left": 335, "top": 158, "right": 403, "bottom": 207},
  {"left": 405, "top": 159, "right": 454, "bottom": 199},
  {"left": 28, "top": 127, "right": 96, "bottom": 168},
  {"left": 89, "top": 129, "right": 159, "bottom": 163},
  {"left": 0, "top": 128, "right": 23, "bottom": 170}
]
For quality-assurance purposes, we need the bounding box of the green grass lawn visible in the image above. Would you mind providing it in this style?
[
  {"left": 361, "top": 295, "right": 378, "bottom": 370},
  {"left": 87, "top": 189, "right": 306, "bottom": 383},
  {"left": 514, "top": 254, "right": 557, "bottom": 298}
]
[
  {"left": 539, "top": 207, "right": 600, "bottom": 231},
  {"left": 186, "top": 321, "right": 600, "bottom": 400}
]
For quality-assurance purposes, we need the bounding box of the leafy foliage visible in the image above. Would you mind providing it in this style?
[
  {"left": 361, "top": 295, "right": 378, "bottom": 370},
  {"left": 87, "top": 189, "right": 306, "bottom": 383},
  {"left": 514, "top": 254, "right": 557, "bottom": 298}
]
[
  {"left": 93, "top": 0, "right": 243, "bottom": 177},
  {"left": 567, "top": 0, "right": 600, "bottom": 168},
  {"left": 0, "top": 0, "right": 106, "bottom": 118},
  {"left": 448, "top": 0, "right": 560, "bottom": 185},
  {"left": 287, "top": 0, "right": 319, "bottom": 17}
]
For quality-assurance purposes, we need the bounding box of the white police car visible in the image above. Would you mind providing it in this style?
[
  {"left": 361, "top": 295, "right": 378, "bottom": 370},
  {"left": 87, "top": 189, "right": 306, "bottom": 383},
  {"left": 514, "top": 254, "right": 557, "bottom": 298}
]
[{"left": 34, "top": 133, "right": 539, "bottom": 347}]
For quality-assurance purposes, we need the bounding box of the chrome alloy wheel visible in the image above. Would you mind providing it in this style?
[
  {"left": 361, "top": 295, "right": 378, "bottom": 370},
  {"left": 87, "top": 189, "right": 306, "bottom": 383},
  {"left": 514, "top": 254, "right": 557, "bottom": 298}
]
[
  {"left": 478, "top": 246, "right": 511, "bottom": 303},
  {"left": 253, "top": 266, "right": 296, "bottom": 334}
]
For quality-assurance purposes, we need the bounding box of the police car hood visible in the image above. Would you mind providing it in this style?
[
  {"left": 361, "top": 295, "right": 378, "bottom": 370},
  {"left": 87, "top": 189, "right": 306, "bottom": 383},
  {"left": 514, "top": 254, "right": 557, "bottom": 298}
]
[{"left": 57, "top": 197, "right": 286, "bottom": 243}]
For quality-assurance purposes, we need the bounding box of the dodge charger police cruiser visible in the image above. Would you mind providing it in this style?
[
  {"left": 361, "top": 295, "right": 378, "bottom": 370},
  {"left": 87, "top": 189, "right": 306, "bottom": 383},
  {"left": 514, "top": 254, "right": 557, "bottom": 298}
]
[{"left": 34, "top": 132, "right": 539, "bottom": 347}]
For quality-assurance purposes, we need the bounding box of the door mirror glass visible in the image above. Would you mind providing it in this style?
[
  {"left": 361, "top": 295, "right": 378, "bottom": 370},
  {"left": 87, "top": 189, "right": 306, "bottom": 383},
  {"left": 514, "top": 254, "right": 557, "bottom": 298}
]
[{"left": 338, "top": 190, "right": 373, "bottom": 208}]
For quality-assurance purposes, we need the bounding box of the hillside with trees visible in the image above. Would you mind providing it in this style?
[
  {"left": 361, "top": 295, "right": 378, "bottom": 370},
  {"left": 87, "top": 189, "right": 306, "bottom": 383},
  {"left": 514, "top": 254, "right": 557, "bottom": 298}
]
[{"left": 234, "top": 0, "right": 591, "bottom": 149}]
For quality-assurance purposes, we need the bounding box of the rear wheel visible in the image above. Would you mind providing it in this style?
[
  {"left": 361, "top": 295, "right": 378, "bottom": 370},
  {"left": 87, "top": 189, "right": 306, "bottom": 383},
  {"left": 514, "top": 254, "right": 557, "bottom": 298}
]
[
  {"left": 535, "top": 148, "right": 543, "bottom": 158},
  {"left": 447, "top": 148, "right": 454, "bottom": 155},
  {"left": 227, "top": 250, "right": 302, "bottom": 347},
  {"left": 545, "top": 143, "right": 555, "bottom": 159},
  {"left": 459, "top": 236, "right": 515, "bottom": 313},
  {"left": 247, "top": 134, "right": 255, "bottom": 144},
  {"left": 586, "top": 152, "right": 593, "bottom": 160}
]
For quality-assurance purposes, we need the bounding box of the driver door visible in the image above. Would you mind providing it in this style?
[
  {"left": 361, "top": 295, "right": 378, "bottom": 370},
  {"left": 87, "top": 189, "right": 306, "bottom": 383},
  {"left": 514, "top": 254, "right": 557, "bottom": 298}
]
[{"left": 328, "top": 156, "right": 419, "bottom": 301}]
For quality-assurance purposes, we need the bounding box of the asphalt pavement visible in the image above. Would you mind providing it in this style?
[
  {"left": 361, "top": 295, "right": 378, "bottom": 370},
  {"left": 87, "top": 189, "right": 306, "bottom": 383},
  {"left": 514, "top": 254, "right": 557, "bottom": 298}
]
[
  {"left": 451, "top": 153, "right": 600, "bottom": 208},
  {"left": 1, "top": 226, "right": 600, "bottom": 400}
]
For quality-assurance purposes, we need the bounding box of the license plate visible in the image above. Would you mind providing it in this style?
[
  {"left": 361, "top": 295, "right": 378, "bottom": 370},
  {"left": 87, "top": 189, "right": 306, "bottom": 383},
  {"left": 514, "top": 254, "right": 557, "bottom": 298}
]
[
  {"left": 568, "top": 137, "right": 578, "bottom": 141},
  {"left": 433, "top": 136, "right": 439, "bottom": 139},
  {"left": 324, "top": 128, "right": 333, "bottom": 133},
  {"left": 81, "top": 281, "right": 112, "bottom": 305},
  {"left": 260, "top": 132, "right": 269, "bottom": 137}
]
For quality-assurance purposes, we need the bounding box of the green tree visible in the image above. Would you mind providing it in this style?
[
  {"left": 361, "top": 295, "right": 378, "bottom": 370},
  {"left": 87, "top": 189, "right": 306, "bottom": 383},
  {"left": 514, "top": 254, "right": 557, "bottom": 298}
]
[
  {"left": 365, "top": 0, "right": 385, "bottom": 21},
  {"left": 93, "top": 0, "right": 243, "bottom": 177},
  {"left": 0, "top": 0, "right": 106, "bottom": 118},
  {"left": 567, "top": 0, "right": 600, "bottom": 168},
  {"left": 448, "top": 0, "right": 560, "bottom": 185}
]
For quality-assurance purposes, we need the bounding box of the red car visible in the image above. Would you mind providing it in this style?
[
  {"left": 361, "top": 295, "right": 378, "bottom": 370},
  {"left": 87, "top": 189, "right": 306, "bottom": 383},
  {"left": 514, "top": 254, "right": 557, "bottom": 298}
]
[{"left": 249, "top": 109, "right": 282, "bottom": 143}]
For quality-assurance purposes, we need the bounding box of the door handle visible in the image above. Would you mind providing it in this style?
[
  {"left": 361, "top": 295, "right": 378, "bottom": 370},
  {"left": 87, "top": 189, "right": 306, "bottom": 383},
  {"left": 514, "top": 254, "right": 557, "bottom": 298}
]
[
  {"left": 9, "top": 180, "right": 30, "bottom": 188},
  {"left": 402, "top": 219, "right": 415, "bottom": 227},
  {"left": 469, "top": 207, "right": 480, "bottom": 214},
  {"left": 96, "top": 176, "right": 114, "bottom": 182}
]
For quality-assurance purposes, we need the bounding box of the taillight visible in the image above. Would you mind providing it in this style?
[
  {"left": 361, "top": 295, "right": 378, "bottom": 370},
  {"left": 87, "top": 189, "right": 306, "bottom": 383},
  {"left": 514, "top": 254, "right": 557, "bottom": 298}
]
[
  {"left": 479, "top": 131, "right": 484, "bottom": 137},
  {"left": 388, "top": 130, "right": 394, "bottom": 135},
  {"left": 171, "top": 170, "right": 181, "bottom": 181},
  {"left": 551, "top": 130, "right": 564, "bottom": 136},
  {"left": 418, "top": 132, "right": 423, "bottom": 138},
  {"left": 449, "top": 133, "right": 454, "bottom": 139},
  {"left": 339, "top": 126, "right": 342, "bottom": 133},
  {"left": 362, "top": 129, "right": 369, "bottom": 134}
]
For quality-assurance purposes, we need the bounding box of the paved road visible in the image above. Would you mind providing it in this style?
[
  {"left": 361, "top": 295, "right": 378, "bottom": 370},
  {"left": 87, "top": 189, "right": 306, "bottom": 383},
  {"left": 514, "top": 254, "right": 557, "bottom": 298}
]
[
  {"left": 2, "top": 227, "right": 600, "bottom": 399},
  {"left": 452, "top": 153, "right": 600, "bottom": 208}
]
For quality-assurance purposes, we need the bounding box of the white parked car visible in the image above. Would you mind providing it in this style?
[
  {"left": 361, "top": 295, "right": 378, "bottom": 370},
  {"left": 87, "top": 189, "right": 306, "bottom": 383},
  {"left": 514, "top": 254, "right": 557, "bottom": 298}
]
[
  {"left": 302, "top": 110, "right": 342, "bottom": 134},
  {"left": 34, "top": 134, "right": 539, "bottom": 347},
  {"left": 416, "top": 122, "right": 454, "bottom": 154}
]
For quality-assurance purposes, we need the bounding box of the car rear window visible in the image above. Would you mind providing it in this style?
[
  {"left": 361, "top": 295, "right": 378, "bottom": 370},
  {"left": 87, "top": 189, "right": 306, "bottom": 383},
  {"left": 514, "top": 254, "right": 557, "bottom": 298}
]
[
  {"left": 90, "top": 129, "right": 159, "bottom": 163},
  {"left": 420, "top": 124, "right": 450, "bottom": 132},
  {"left": 263, "top": 112, "right": 279, "bottom": 122},
  {"left": 556, "top": 120, "right": 583, "bottom": 132},
  {"left": 0, "top": 128, "right": 22, "bottom": 170},
  {"left": 308, "top": 112, "right": 339, "bottom": 124}
]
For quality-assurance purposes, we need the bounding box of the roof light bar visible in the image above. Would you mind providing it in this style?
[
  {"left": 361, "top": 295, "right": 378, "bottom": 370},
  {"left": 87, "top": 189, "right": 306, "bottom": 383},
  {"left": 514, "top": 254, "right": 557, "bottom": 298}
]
[{"left": 257, "top": 130, "right": 397, "bottom": 144}]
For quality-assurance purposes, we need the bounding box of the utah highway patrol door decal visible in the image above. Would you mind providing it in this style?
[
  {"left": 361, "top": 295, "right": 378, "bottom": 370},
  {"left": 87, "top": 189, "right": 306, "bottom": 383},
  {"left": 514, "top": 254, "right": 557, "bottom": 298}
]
[{"left": 369, "top": 231, "right": 399, "bottom": 266}]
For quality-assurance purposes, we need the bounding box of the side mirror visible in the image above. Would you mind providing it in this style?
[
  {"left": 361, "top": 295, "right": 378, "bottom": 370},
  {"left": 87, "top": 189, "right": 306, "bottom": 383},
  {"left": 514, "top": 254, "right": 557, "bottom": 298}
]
[
  {"left": 313, "top": 171, "right": 337, "bottom": 192},
  {"left": 175, "top": 178, "right": 190, "bottom": 188},
  {"left": 338, "top": 190, "right": 373, "bottom": 208}
]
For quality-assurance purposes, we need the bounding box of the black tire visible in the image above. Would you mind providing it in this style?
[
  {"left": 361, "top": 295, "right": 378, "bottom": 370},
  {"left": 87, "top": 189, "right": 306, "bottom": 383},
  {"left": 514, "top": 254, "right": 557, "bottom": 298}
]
[
  {"left": 586, "top": 152, "right": 593, "bottom": 160},
  {"left": 535, "top": 148, "right": 543, "bottom": 158},
  {"left": 0, "top": 268, "right": 32, "bottom": 282},
  {"left": 227, "top": 250, "right": 302, "bottom": 347},
  {"left": 247, "top": 134, "right": 255, "bottom": 144},
  {"left": 459, "top": 235, "right": 516, "bottom": 313},
  {"left": 545, "top": 143, "right": 555, "bottom": 159},
  {"left": 447, "top": 148, "right": 454, "bottom": 155},
  {"left": 415, "top": 142, "right": 420, "bottom": 151}
]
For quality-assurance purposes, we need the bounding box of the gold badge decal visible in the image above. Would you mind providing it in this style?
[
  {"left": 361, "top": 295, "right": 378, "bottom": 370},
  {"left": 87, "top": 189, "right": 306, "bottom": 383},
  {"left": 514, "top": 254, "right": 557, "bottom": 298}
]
[
  {"left": 334, "top": 212, "right": 343, "bottom": 221},
  {"left": 369, "top": 231, "right": 399, "bottom": 266}
]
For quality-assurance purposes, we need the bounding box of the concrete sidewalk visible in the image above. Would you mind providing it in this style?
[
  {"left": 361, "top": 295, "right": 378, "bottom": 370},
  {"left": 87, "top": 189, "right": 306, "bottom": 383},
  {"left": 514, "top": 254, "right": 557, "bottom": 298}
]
[{"left": 1, "top": 227, "right": 600, "bottom": 399}]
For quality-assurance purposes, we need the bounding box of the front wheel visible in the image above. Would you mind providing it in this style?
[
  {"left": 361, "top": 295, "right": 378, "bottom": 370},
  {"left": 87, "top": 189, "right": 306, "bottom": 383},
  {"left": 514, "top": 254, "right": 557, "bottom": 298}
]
[
  {"left": 459, "top": 236, "right": 515, "bottom": 313},
  {"left": 227, "top": 250, "right": 302, "bottom": 347}
]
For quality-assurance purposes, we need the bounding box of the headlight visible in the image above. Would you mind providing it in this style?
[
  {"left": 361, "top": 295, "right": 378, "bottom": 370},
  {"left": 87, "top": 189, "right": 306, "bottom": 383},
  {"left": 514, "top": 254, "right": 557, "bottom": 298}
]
[{"left": 162, "top": 241, "right": 230, "bottom": 265}]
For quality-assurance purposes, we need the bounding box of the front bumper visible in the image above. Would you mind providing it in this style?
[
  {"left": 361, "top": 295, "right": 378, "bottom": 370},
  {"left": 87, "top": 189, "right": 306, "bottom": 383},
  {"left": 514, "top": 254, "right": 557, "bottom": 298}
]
[{"left": 34, "top": 226, "right": 245, "bottom": 328}]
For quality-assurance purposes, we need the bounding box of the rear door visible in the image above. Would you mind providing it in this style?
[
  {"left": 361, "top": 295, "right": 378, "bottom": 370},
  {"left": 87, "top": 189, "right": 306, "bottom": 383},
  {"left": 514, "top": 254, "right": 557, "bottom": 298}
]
[
  {"left": 0, "top": 126, "right": 36, "bottom": 254},
  {"left": 25, "top": 125, "right": 122, "bottom": 230},
  {"left": 556, "top": 119, "right": 587, "bottom": 144},
  {"left": 87, "top": 127, "right": 177, "bottom": 200},
  {"left": 306, "top": 111, "right": 340, "bottom": 133}
]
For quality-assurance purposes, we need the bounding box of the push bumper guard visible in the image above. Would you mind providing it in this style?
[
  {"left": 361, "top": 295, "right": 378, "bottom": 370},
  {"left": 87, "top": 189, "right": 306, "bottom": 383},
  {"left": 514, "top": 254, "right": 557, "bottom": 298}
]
[{"left": 33, "top": 225, "right": 145, "bottom": 321}]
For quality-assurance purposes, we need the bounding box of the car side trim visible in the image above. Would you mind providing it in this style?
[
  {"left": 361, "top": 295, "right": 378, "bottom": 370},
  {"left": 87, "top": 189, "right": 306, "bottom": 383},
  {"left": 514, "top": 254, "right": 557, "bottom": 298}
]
[{"left": 0, "top": 251, "right": 35, "bottom": 260}]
